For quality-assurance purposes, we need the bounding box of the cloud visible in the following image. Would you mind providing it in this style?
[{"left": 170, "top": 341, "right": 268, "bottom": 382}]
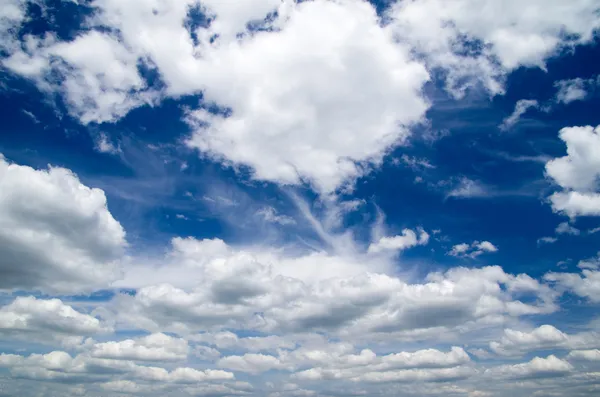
[
  {"left": 567, "top": 349, "right": 600, "bottom": 361},
  {"left": 545, "top": 268, "right": 600, "bottom": 302},
  {"left": 0, "top": 155, "right": 126, "bottom": 293},
  {"left": 445, "top": 177, "right": 491, "bottom": 199},
  {"left": 257, "top": 207, "right": 296, "bottom": 226},
  {"left": 0, "top": 296, "right": 111, "bottom": 347},
  {"left": 500, "top": 100, "right": 539, "bottom": 131},
  {"left": 0, "top": 350, "right": 234, "bottom": 384},
  {"left": 486, "top": 355, "right": 573, "bottom": 379},
  {"left": 109, "top": 238, "right": 555, "bottom": 341},
  {"left": 367, "top": 228, "right": 429, "bottom": 254},
  {"left": 387, "top": 0, "right": 600, "bottom": 96},
  {"left": 90, "top": 333, "right": 189, "bottom": 362},
  {"left": 545, "top": 125, "right": 600, "bottom": 217},
  {"left": 537, "top": 237, "right": 558, "bottom": 246},
  {"left": 554, "top": 75, "right": 600, "bottom": 104},
  {"left": 448, "top": 241, "right": 498, "bottom": 258},
  {"left": 555, "top": 222, "right": 581, "bottom": 236},
  {"left": 94, "top": 133, "right": 121, "bottom": 155},
  {"left": 185, "top": 0, "right": 430, "bottom": 194}
]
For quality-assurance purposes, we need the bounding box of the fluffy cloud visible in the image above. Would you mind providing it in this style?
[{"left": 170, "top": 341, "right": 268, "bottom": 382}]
[
  {"left": 488, "top": 325, "right": 600, "bottom": 356},
  {"left": 0, "top": 296, "right": 110, "bottom": 347},
  {"left": 0, "top": 155, "right": 126, "bottom": 293},
  {"left": 367, "top": 228, "right": 429, "bottom": 254},
  {"left": 108, "top": 237, "right": 556, "bottom": 343},
  {"left": 185, "top": 0, "right": 430, "bottom": 193},
  {"left": 567, "top": 349, "right": 600, "bottom": 361},
  {"left": 90, "top": 333, "right": 189, "bottom": 362},
  {"left": 448, "top": 241, "right": 498, "bottom": 258},
  {"left": 554, "top": 76, "right": 600, "bottom": 104},
  {"left": 388, "top": 0, "right": 600, "bottom": 96},
  {"left": 545, "top": 269, "right": 600, "bottom": 302},
  {"left": 0, "top": 350, "right": 234, "bottom": 384},
  {"left": 545, "top": 125, "right": 600, "bottom": 217},
  {"left": 486, "top": 355, "right": 573, "bottom": 379}
]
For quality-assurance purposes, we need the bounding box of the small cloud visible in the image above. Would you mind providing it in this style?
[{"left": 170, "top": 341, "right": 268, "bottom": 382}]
[
  {"left": 175, "top": 214, "right": 188, "bottom": 220},
  {"left": 395, "top": 155, "right": 436, "bottom": 170},
  {"left": 537, "top": 236, "right": 558, "bottom": 246},
  {"left": 588, "top": 226, "right": 600, "bottom": 234},
  {"left": 554, "top": 78, "right": 589, "bottom": 104},
  {"left": 446, "top": 177, "right": 490, "bottom": 199},
  {"left": 555, "top": 222, "right": 580, "bottom": 236},
  {"left": 448, "top": 240, "right": 498, "bottom": 258},
  {"left": 95, "top": 133, "right": 121, "bottom": 155},
  {"left": 368, "top": 228, "right": 429, "bottom": 254},
  {"left": 500, "top": 99, "right": 538, "bottom": 131},
  {"left": 21, "top": 109, "right": 40, "bottom": 124},
  {"left": 256, "top": 206, "right": 296, "bottom": 226}
]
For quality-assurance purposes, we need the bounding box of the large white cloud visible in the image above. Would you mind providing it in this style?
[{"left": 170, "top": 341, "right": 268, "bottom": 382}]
[
  {"left": 0, "top": 155, "right": 126, "bottom": 293},
  {"left": 545, "top": 125, "right": 600, "bottom": 217},
  {"left": 388, "top": 0, "right": 600, "bottom": 96},
  {"left": 0, "top": 296, "right": 111, "bottom": 347},
  {"left": 108, "top": 237, "right": 557, "bottom": 341},
  {"left": 489, "top": 325, "right": 600, "bottom": 356},
  {"left": 90, "top": 333, "right": 189, "bottom": 362}
]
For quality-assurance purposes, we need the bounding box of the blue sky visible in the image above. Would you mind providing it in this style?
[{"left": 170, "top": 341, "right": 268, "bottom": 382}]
[{"left": 1, "top": 1, "right": 600, "bottom": 397}]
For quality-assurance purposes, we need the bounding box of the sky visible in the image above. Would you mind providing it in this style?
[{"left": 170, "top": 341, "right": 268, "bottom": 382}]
[{"left": 0, "top": 0, "right": 600, "bottom": 396}]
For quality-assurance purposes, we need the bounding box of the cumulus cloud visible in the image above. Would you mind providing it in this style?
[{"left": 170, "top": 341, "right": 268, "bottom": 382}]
[
  {"left": 545, "top": 125, "right": 600, "bottom": 217},
  {"left": 486, "top": 355, "right": 573, "bottom": 379},
  {"left": 90, "top": 333, "right": 189, "bottom": 362},
  {"left": 108, "top": 237, "right": 555, "bottom": 342},
  {"left": 185, "top": 0, "right": 430, "bottom": 194},
  {"left": 0, "top": 155, "right": 126, "bottom": 293},
  {"left": 0, "top": 350, "right": 234, "bottom": 384},
  {"left": 545, "top": 268, "right": 600, "bottom": 302},
  {"left": 368, "top": 228, "right": 429, "bottom": 254},
  {"left": 448, "top": 241, "right": 498, "bottom": 258},
  {"left": 0, "top": 296, "right": 111, "bottom": 347},
  {"left": 387, "top": 0, "right": 600, "bottom": 96}
]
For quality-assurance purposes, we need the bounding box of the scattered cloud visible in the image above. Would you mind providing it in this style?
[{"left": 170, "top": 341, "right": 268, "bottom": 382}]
[
  {"left": 448, "top": 241, "right": 498, "bottom": 258},
  {"left": 500, "top": 99, "right": 539, "bottom": 131}
]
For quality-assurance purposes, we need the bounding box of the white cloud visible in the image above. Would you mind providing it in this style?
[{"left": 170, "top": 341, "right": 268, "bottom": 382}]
[
  {"left": 545, "top": 269, "right": 600, "bottom": 302},
  {"left": 368, "top": 228, "right": 429, "bottom": 254},
  {"left": 94, "top": 133, "right": 121, "bottom": 155},
  {"left": 0, "top": 155, "right": 126, "bottom": 293},
  {"left": 90, "top": 333, "right": 189, "bottom": 362},
  {"left": 500, "top": 100, "right": 539, "bottom": 131},
  {"left": 545, "top": 125, "right": 600, "bottom": 217},
  {"left": 3, "top": 31, "right": 156, "bottom": 124},
  {"left": 0, "top": 296, "right": 111, "bottom": 347},
  {"left": 555, "top": 222, "right": 581, "bottom": 236},
  {"left": 218, "top": 354, "right": 287, "bottom": 374},
  {"left": 537, "top": 237, "right": 558, "bottom": 246},
  {"left": 486, "top": 355, "right": 573, "bottom": 379},
  {"left": 257, "top": 207, "right": 296, "bottom": 226},
  {"left": 110, "top": 238, "right": 555, "bottom": 342},
  {"left": 0, "top": 350, "right": 234, "bottom": 384},
  {"left": 448, "top": 241, "right": 498, "bottom": 258},
  {"left": 555, "top": 78, "right": 589, "bottom": 104},
  {"left": 567, "top": 349, "right": 600, "bottom": 361},
  {"left": 445, "top": 177, "right": 490, "bottom": 199},
  {"left": 388, "top": 0, "right": 600, "bottom": 96},
  {"left": 185, "top": 0, "right": 430, "bottom": 194},
  {"left": 554, "top": 75, "right": 600, "bottom": 104}
]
